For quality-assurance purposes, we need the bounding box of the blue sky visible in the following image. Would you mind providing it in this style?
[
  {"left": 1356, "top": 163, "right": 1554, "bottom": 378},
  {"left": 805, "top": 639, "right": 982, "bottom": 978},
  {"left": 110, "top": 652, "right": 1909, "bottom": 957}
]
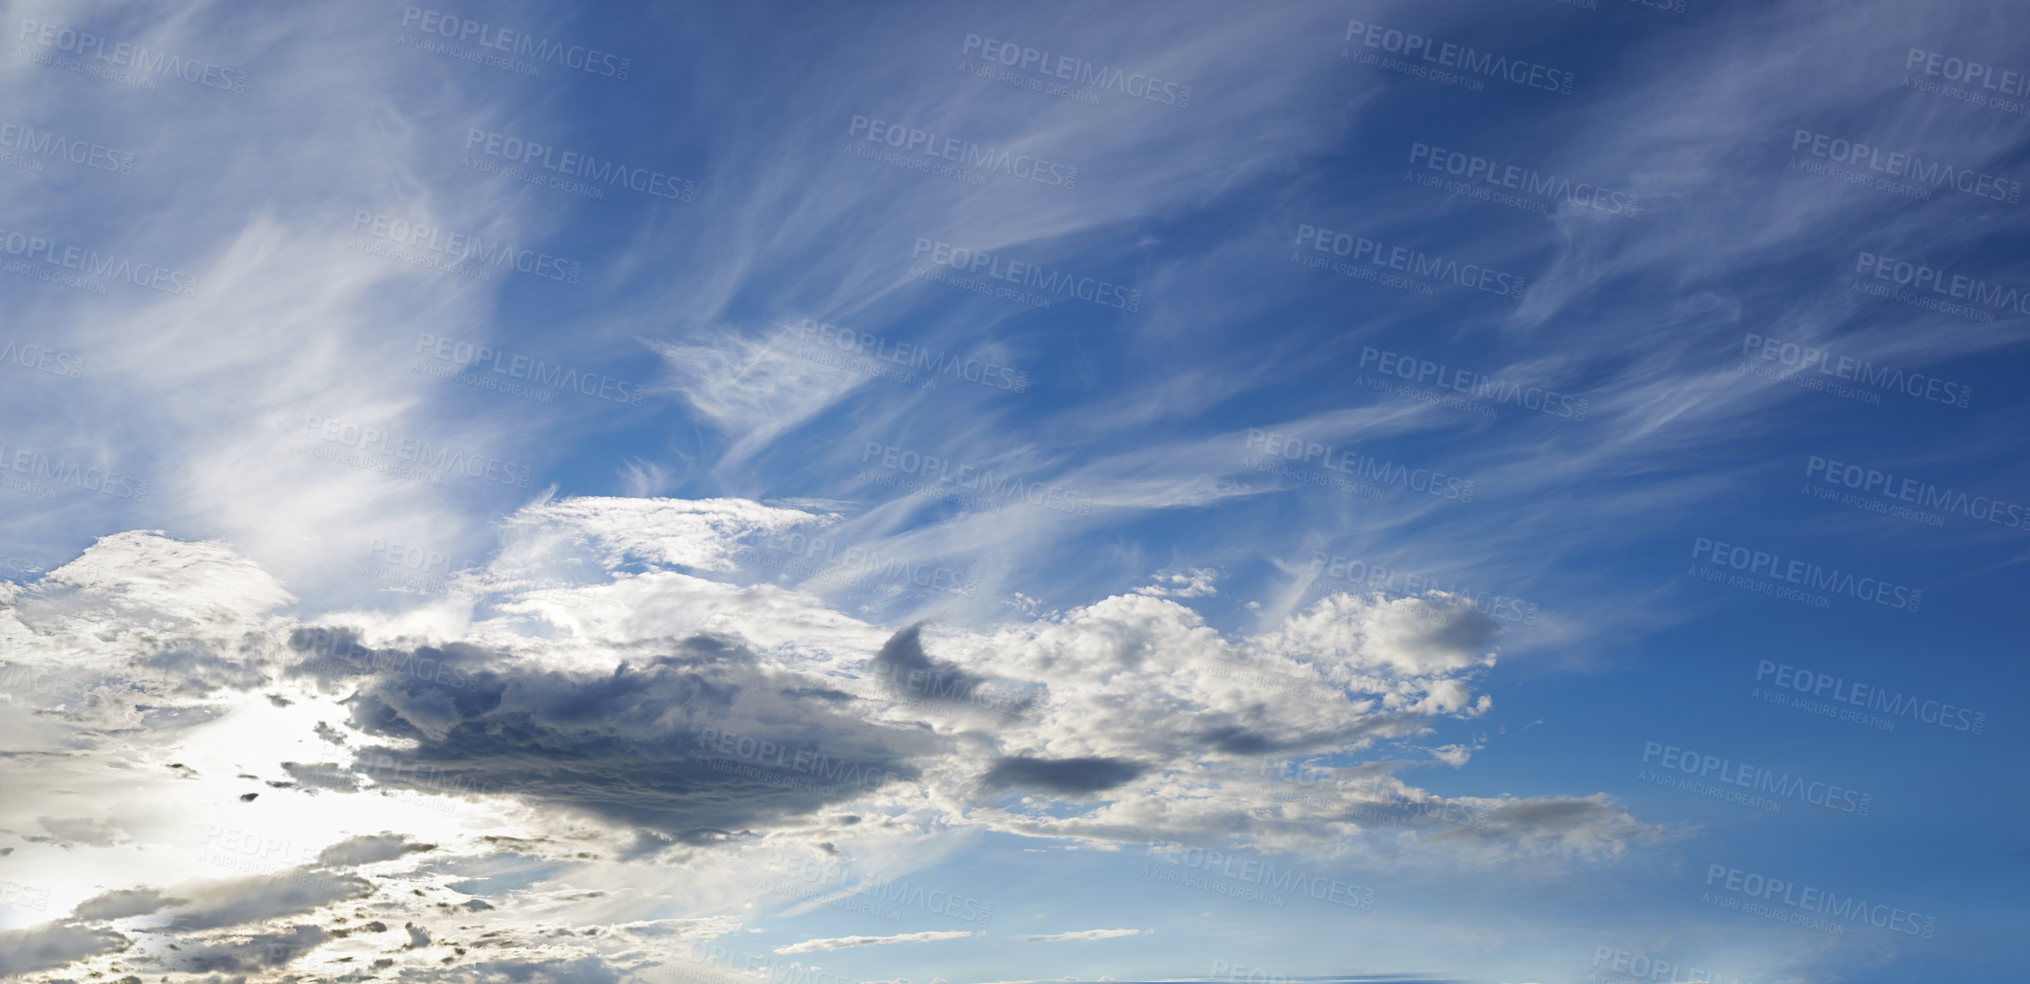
[{"left": 1, "top": 0, "right": 2027, "bottom": 982}]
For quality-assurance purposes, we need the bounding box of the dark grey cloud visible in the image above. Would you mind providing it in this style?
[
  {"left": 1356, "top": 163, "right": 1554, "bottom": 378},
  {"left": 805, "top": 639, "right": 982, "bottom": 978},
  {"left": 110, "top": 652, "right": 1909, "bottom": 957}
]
[
  {"left": 337, "top": 633, "right": 934, "bottom": 843},
  {"left": 317, "top": 833, "right": 436, "bottom": 867},
  {"left": 1198, "top": 712, "right": 1421, "bottom": 757},
  {"left": 137, "top": 636, "right": 272, "bottom": 695},
  {"left": 0, "top": 921, "right": 130, "bottom": 976},
  {"left": 405, "top": 956, "right": 625, "bottom": 984},
  {"left": 284, "top": 626, "right": 490, "bottom": 695},
  {"left": 981, "top": 756, "right": 1147, "bottom": 795},
  {"left": 168, "top": 925, "right": 329, "bottom": 973},
  {"left": 70, "top": 887, "right": 187, "bottom": 921},
  {"left": 1425, "top": 795, "right": 1648, "bottom": 854},
  {"left": 165, "top": 869, "right": 375, "bottom": 932},
  {"left": 1417, "top": 605, "right": 1501, "bottom": 657},
  {"left": 870, "top": 623, "right": 1033, "bottom": 715},
  {"left": 282, "top": 760, "right": 360, "bottom": 792}
]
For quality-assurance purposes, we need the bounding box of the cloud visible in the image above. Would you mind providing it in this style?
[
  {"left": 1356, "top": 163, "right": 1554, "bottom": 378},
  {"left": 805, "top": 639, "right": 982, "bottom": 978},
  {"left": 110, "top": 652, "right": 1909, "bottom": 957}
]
[
  {"left": 405, "top": 956, "right": 627, "bottom": 984},
  {"left": 163, "top": 869, "right": 375, "bottom": 932},
  {"left": 980, "top": 756, "right": 1148, "bottom": 795},
  {"left": 0, "top": 512, "right": 1651, "bottom": 980},
  {"left": 494, "top": 496, "right": 822, "bottom": 575},
  {"left": 35, "top": 815, "right": 126, "bottom": 848},
  {"left": 339, "top": 633, "right": 935, "bottom": 842},
  {"left": 775, "top": 930, "right": 982, "bottom": 953},
  {"left": 0, "top": 921, "right": 130, "bottom": 976},
  {"left": 166, "top": 924, "right": 329, "bottom": 974},
  {"left": 316, "top": 832, "right": 437, "bottom": 867},
  {"left": 871, "top": 621, "right": 995, "bottom": 708},
  {"left": 1133, "top": 568, "right": 1218, "bottom": 598},
  {"left": 1427, "top": 795, "right": 1657, "bottom": 861},
  {"left": 69, "top": 887, "right": 187, "bottom": 921},
  {"left": 1007, "top": 928, "right": 1149, "bottom": 943}
]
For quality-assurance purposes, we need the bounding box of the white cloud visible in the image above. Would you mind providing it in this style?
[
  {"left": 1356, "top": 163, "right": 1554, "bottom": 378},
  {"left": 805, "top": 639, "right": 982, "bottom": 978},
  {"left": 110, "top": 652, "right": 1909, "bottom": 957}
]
[
  {"left": 775, "top": 930, "right": 981, "bottom": 953},
  {"left": 1007, "top": 928, "right": 1149, "bottom": 943}
]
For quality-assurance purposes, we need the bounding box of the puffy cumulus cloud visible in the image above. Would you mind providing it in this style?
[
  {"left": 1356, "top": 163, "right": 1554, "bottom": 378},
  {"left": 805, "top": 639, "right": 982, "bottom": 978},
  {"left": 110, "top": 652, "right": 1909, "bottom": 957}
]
[
  {"left": 775, "top": 929, "right": 981, "bottom": 953},
  {"left": 0, "top": 503, "right": 1654, "bottom": 979},
  {"left": 0, "top": 532, "right": 293, "bottom": 736},
  {"left": 32, "top": 530, "right": 295, "bottom": 627},
  {"left": 928, "top": 591, "right": 1473, "bottom": 775},
  {"left": 1259, "top": 592, "right": 1499, "bottom": 680}
]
